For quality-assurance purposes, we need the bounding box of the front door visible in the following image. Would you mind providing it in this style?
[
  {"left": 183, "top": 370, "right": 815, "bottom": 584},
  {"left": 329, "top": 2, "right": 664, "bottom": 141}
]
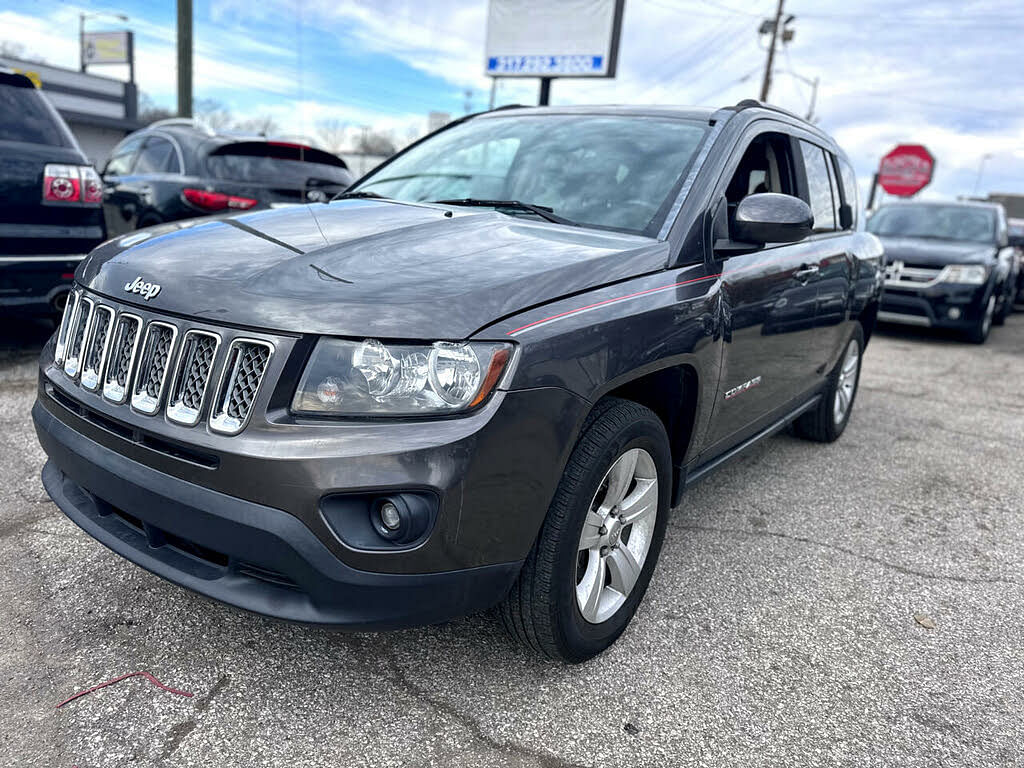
[{"left": 699, "top": 129, "right": 823, "bottom": 454}]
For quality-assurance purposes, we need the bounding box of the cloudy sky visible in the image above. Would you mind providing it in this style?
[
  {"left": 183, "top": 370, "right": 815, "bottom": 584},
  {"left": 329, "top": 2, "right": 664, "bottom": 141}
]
[{"left": 3, "top": 0, "right": 1023, "bottom": 202}]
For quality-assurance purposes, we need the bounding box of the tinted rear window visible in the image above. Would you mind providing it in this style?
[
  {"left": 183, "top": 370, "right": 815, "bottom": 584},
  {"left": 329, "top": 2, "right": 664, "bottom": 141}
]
[
  {"left": 205, "top": 143, "right": 351, "bottom": 186},
  {"left": 0, "top": 83, "right": 70, "bottom": 146}
]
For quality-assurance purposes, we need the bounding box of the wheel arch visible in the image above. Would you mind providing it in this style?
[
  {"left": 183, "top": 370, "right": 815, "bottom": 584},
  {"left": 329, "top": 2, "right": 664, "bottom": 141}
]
[{"left": 590, "top": 362, "right": 701, "bottom": 509}]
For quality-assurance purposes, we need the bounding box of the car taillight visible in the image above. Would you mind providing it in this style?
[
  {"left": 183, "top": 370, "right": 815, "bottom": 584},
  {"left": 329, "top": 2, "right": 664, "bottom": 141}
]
[
  {"left": 182, "top": 188, "right": 258, "bottom": 211},
  {"left": 42, "top": 164, "right": 103, "bottom": 206},
  {"left": 81, "top": 167, "right": 103, "bottom": 203}
]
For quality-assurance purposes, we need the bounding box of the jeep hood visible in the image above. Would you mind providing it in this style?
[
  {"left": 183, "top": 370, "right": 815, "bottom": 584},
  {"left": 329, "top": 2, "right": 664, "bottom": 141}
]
[
  {"left": 876, "top": 236, "right": 997, "bottom": 267},
  {"left": 79, "top": 200, "right": 667, "bottom": 338}
]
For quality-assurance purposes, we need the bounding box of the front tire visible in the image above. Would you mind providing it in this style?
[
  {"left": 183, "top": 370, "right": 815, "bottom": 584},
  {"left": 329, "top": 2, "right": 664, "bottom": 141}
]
[
  {"left": 794, "top": 324, "right": 864, "bottom": 443},
  {"left": 966, "top": 293, "right": 996, "bottom": 344},
  {"left": 500, "top": 398, "right": 671, "bottom": 663}
]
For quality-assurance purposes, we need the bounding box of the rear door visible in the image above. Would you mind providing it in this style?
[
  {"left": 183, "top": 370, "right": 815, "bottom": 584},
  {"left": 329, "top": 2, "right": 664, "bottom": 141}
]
[
  {"left": 700, "top": 126, "right": 824, "bottom": 455},
  {"left": 795, "top": 140, "right": 855, "bottom": 371}
]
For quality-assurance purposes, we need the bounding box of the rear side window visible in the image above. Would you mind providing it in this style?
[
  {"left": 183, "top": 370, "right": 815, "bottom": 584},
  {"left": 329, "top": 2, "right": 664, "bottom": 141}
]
[
  {"left": 105, "top": 135, "right": 144, "bottom": 176},
  {"left": 206, "top": 143, "right": 352, "bottom": 186},
  {"left": 0, "top": 82, "right": 70, "bottom": 146},
  {"left": 134, "top": 137, "right": 180, "bottom": 174},
  {"left": 835, "top": 156, "right": 859, "bottom": 229},
  {"left": 799, "top": 141, "right": 837, "bottom": 232}
]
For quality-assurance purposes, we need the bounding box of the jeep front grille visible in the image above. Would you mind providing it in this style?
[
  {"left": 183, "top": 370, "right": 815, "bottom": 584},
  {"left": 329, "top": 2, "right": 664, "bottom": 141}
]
[
  {"left": 53, "top": 292, "right": 275, "bottom": 436},
  {"left": 80, "top": 305, "right": 115, "bottom": 391},
  {"left": 63, "top": 296, "right": 94, "bottom": 379},
  {"left": 166, "top": 331, "right": 220, "bottom": 426},
  {"left": 131, "top": 322, "right": 177, "bottom": 414},
  {"left": 209, "top": 340, "right": 274, "bottom": 435}
]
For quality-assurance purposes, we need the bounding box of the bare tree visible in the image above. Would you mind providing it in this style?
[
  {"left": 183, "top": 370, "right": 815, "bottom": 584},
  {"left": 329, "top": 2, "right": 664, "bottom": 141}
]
[
  {"left": 357, "top": 130, "right": 397, "bottom": 157},
  {"left": 194, "top": 98, "right": 233, "bottom": 131},
  {"left": 0, "top": 40, "right": 45, "bottom": 63},
  {"left": 234, "top": 114, "right": 280, "bottom": 137},
  {"left": 138, "top": 91, "right": 175, "bottom": 125},
  {"left": 315, "top": 118, "right": 349, "bottom": 153}
]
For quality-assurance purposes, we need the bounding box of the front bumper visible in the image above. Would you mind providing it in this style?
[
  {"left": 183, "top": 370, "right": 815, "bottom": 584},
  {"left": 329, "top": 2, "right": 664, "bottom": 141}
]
[
  {"left": 879, "top": 283, "right": 987, "bottom": 329},
  {"left": 34, "top": 342, "right": 588, "bottom": 627}
]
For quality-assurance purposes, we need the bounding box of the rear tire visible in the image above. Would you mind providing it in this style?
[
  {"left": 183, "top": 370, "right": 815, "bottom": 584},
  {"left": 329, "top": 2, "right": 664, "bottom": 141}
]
[
  {"left": 500, "top": 398, "right": 671, "bottom": 663},
  {"left": 794, "top": 324, "right": 864, "bottom": 443},
  {"left": 993, "top": 282, "right": 1011, "bottom": 326}
]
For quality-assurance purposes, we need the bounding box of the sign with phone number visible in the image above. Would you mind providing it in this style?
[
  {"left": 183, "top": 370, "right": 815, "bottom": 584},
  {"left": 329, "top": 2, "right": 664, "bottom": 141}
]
[{"left": 487, "top": 55, "right": 605, "bottom": 76}]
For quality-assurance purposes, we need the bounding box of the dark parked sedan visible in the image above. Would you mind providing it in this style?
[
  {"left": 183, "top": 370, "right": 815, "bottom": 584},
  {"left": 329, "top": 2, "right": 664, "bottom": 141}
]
[
  {"left": 101, "top": 119, "right": 354, "bottom": 236},
  {"left": 870, "top": 201, "right": 1017, "bottom": 343}
]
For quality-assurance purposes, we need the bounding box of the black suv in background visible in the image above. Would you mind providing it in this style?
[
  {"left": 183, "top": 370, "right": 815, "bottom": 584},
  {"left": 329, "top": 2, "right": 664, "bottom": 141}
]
[
  {"left": 0, "top": 69, "right": 106, "bottom": 317},
  {"left": 870, "top": 201, "right": 1017, "bottom": 343},
  {"left": 101, "top": 119, "right": 354, "bottom": 236},
  {"left": 35, "top": 102, "right": 882, "bottom": 662}
]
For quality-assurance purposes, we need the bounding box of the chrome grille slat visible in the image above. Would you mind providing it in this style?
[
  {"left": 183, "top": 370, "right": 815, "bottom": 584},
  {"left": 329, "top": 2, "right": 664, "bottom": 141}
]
[
  {"left": 209, "top": 339, "right": 274, "bottom": 435},
  {"left": 102, "top": 314, "right": 143, "bottom": 404},
  {"left": 131, "top": 322, "right": 177, "bottom": 415},
  {"left": 80, "top": 305, "right": 115, "bottom": 391},
  {"left": 63, "top": 297, "right": 94, "bottom": 379},
  {"left": 54, "top": 291, "right": 79, "bottom": 365},
  {"left": 166, "top": 330, "right": 220, "bottom": 426}
]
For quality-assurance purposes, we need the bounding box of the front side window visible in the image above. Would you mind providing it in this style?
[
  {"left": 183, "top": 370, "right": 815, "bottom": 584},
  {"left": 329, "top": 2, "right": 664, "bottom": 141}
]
[
  {"left": 867, "top": 204, "right": 998, "bottom": 244},
  {"left": 349, "top": 114, "right": 709, "bottom": 235},
  {"left": 799, "top": 141, "right": 837, "bottom": 232}
]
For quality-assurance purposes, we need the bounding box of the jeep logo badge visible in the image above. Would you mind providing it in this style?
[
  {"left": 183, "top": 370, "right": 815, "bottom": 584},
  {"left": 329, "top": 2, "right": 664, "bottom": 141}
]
[{"left": 124, "top": 276, "right": 161, "bottom": 300}]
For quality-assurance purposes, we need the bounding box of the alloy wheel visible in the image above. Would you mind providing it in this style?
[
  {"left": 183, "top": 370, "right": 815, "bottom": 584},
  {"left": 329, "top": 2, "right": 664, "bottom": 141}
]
[
  {"left": 575, "top": 448, "right": 658, "bottom": 624},
  {"left": 833, "top": 338, "right": 860, "bottom": 425}
]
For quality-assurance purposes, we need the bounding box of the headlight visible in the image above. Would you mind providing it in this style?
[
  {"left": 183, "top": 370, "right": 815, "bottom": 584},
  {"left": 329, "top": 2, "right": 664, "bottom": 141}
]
[
  {"left": 292, "top": 338, "right": 514, "bottom": 416},
  {"left": 939, "top": 264, "right": 989, "bottom": 285}
]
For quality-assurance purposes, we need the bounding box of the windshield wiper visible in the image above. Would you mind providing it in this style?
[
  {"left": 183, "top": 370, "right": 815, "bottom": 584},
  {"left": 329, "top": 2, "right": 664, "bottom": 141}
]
[
  {"left": 431, "top": 198, "right": 577, "bottom": 226},
  {"left": 331, "top": 189, "right": 388, "bottom": 202}
]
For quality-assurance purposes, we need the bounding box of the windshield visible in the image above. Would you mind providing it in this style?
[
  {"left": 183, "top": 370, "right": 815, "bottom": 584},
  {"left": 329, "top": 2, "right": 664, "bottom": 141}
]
[
  {"left": 348, "top": 114, "right": 708, "bottom": 235},
  {"left": 867, "top": 204, "right": 997, "bottom": 244}
]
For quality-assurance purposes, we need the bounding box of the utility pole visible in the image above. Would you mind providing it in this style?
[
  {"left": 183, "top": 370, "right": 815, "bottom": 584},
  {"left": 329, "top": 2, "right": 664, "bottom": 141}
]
[
  {"left": 539, "top": 77, "right": 552, "bottom": 106},
  {"left": 759, "top": 0, "right": 785, "bottom": 102},
  {"left": 177, "top": 0, "right": 193, "bottom": 117}
]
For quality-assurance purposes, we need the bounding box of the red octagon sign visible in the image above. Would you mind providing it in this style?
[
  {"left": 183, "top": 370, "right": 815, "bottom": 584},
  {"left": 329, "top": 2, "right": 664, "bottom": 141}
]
[{"left": 878, "top": 144, "right": 935, "bottom": 197}]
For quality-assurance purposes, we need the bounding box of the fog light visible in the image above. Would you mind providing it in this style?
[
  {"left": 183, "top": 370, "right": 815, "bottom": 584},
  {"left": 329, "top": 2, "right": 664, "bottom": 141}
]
[
  {"left": 948, "top": 307, "right": 961, "bottom": 320},
  {"left": 379, "top": 501, "right": 401, "bottom": 531}
]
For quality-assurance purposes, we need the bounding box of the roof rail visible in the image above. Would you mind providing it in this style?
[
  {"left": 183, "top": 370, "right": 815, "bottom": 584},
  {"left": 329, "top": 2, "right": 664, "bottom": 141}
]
[
  {"left": 148, "top": 117, "right": 216, "bottom": 136},
  {"left": 729, "top": 99, "right": 805, "bottom": 122}
]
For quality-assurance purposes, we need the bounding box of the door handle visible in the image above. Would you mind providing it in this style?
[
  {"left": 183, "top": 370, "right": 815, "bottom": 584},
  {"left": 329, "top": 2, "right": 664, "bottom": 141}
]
[{"left": 795, "top": 264, "right": 820, "bottom": 281}]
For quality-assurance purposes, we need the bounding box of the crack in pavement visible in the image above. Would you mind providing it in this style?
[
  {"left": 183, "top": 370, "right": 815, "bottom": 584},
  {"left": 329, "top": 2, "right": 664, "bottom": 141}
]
[
  {"left": 677, "top": 524, "right": 1022, "bottom": 587},
  {"left": 160, "top": 674, "right": 232, "bottom": 761},
  {"left": 366, "top": 644, "right": 589, "bottom": 768}
]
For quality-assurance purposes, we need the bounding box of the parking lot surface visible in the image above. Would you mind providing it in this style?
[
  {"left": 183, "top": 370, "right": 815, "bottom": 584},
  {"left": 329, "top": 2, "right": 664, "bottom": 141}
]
[{"left": 1, "top": 315, "right": 1022, "bottom": 767}]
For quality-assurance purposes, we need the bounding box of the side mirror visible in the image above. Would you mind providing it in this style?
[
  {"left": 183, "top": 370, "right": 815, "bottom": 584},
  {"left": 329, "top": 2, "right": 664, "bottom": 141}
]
[
  {"left": 1009, "top": 235, "right": 1024, "bottom": 248},
  {"left": 733, "top": 193, "right": 813, "bottom": 245}
]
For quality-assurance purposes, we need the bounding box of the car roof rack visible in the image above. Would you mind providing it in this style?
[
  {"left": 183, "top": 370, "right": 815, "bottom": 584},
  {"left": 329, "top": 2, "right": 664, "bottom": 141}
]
[
  {"left": 148, "top": 117, "right": 216, "bottom": 136},
  {"left": 728, "top": 99, "right": 805, "bottom": 122}
]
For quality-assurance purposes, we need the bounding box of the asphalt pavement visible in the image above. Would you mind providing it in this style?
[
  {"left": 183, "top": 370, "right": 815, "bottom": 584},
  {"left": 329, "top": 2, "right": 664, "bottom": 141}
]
[{"left": 1, "top": 314, "right": 1022, "bottom": 767}]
